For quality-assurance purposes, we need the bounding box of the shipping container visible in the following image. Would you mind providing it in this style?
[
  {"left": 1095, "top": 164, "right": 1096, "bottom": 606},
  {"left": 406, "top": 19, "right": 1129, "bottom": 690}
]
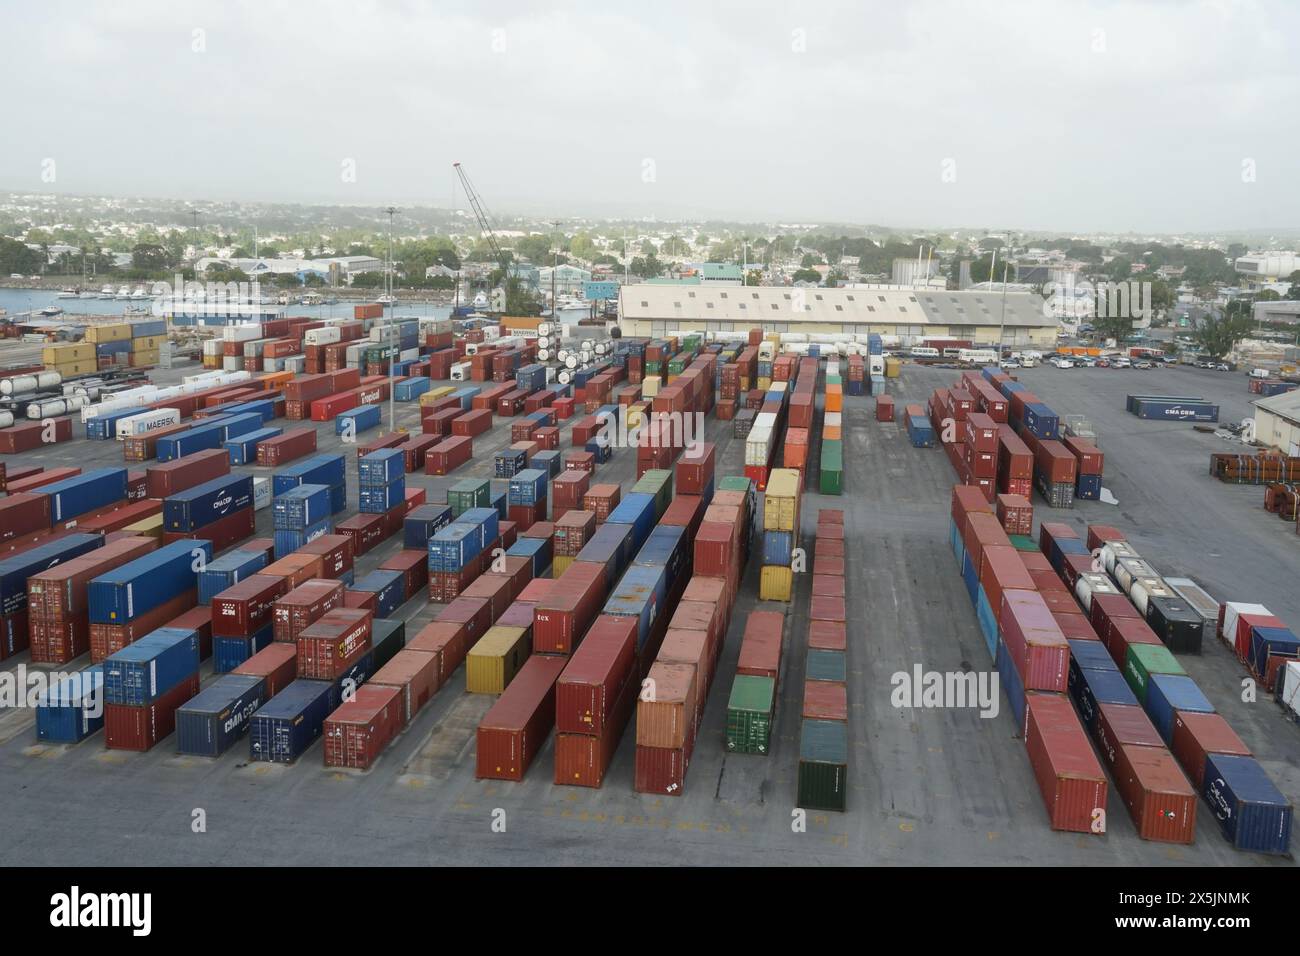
[
  {"left": 323, "top": 683, "right": 403, "bottom": 770},
  {"left": 476, "top": 654, "right": 568, "bottom": 781},
  {"left": 248, "top": 678, "right": 335, "bottom": 763},
  {"left": 1023, "top": 693, "right": 1108, "bottom": 833},
  {"left": 1201, "top": 753, "right": 1293, "bottom": 855},
  {"left": 798, "top": 719, "right": 848, "bottom": 812},
  {"left": 175, "top": 674, "right": 266, "bottom": 757},
  {"left": 103, "top": 672, "right": 200, "bottom": 751}
]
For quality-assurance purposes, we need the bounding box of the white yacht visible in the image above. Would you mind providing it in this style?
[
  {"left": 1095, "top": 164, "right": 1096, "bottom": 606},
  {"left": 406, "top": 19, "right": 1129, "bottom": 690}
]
[
  {"left": 377, "top": 293, "right": 397, "bottom": 306},
  {"left": 56, "top": 287, "right": 79, "bottom": 299},
  {"left": 115, "top": 285, "right": 131, "bottom": 299},
  {"left": 471, "top": 291, "right": 489, "bottom": 310},
  {"left": 99, "top": 285, "right": 115, "bottom": 298},
  {"left": 130, "top": 286, "right": 148, "bottom": 300},
  {"left": 556, "top": 295, "right": 588, "bottom": 312}
]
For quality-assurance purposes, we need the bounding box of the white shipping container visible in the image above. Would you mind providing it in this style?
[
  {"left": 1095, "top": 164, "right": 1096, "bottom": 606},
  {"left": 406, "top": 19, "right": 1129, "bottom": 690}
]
[
  {"left": 283, "top": 356, "right": 306, "bottom": 374},
  {"left": 222, "top": 323, "right": 264, "bottom": 342},
  {"left": 1278, "top": 661, "right": 1300, "bottom": 721},
  {"left": 753, "top": 411, "right": 778, "bottom": 431},
  {"left": 450, "top": 362, "right": 470, "bottom": 382},
  {"left": 745, "top": 425, "right": 773, "bottom": 466},
  {"left": 222, "top": 356, "right": 243, "bottom": 372},
  {"left": 1220, "top": 602, "right": 1270, "bottom": 646},
  {"left": 253, "top": 477, "right": 272, "bottom": 511},
  {"left": 115, "top": 408, "right": 182, "bottom": 440},
  {"left": 1100, "top": 541, "right": 1141, "bottom": 575},
  {"left": 303, "top": 326, "right": 341, "bottom": 346},
  {"left": 483, "top": 327, "right": 500, "bottom": 341},
  {"left": 399, "top": 347, "right": 419, "bottom": 362},
  {"left": 80, "top": 387, "right": 160, "bottom": 422},
  {"left": 1113, "top": 557, "right": 1158, "bottom": 595}
]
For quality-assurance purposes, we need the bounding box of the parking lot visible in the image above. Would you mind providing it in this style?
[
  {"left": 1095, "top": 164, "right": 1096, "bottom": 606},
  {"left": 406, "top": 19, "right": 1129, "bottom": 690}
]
[{"left": 0, "top": 354, "right": 1295, "bottom": 867}]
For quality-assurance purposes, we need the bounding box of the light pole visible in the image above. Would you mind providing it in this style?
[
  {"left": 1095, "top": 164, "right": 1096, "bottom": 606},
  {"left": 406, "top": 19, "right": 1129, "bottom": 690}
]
[
  {"left": 383, "top": 206, "right": 400, "bottom": 434},
  {"left": 998, "top": 262, "right": 1009, "bottom": 364}
]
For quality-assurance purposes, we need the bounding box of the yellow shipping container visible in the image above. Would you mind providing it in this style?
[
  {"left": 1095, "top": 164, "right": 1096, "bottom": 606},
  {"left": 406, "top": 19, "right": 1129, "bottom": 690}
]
[
  {"left": 43, "top": 343, "right": 94, "bottom": 364},
  {"left": 124, "top": 514, "right": 164, "bottom": 539},
  {"left": 760, "top": 565, "right": 793, "bottom": 602},
  {"left": 757, "top": 376, "right": 772, "bottom": 390},
  {"left": 740, "top": 376, "right": 752, "bottom": 392},
  {"left": 50, "top": 360, "right": 99, "bottom": 376},
  {"left": 885, "top": 357, "right": 901, "bottom": 378},
  {"left": 552, "top": 555, "right": 574, "bottom": 578},
  {"left": 762, "top": 469, "right": 801, "bottom": 531},
  {"left": 465, "top": 625, "right": 532, "bottom": 694},
  {"left": 129, "top": 350, "right": 159, "bottom": 367},
  {"left": 420, "top": 385, "right": 457, "bottom": 406},
  {"left": 641, "top": 376, "right": 661, "bottom": 398},
  {"left": 85, "top": 323, "right": 132, "bottom": 343},
  {"left": 132, "top": 334, "right": 166, "bottom": 349}
]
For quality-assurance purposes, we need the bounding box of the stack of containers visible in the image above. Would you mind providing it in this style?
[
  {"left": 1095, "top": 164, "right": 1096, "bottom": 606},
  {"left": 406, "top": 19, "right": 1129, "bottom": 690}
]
[
  {"left": 797, "top": 509, "right": 850, "bottom": 810},
  {"left": 905, "top": 402, "right": 935, "bottom": 448},
  {"left": 359, "top": 448, "right": 405, "bottom": 515},
  {"left": 949, "top": 488, "right": 1111, "bottom": 836},
  {"left": 87, "top": 539, "right": 212, "bottom": 662},
  {"left": 427, "top": 507, "right": 500, "bottom": 602},
  {"left": 726, "top": 611, "right": 783, "bottom": 754},
  {"left": 507, "top": 468, "right": 548, "bottom": 532},
  {"left": 2, "top": 534, "right": 107, "bottom": 660},
  {"left": 759, "top": 469, "right": 800, "bottom": 602},
  {"left": 163, "top": 473, "right": 255, "bottom": 552},
  {"left": 1066, "top": 436, "right": 1105, "bottom": 502},
  {"left": 211, "top": 572, "right": 287, "bottom": 672},
  {"left": 102, "top": 627, "right": 201, "bottom": 750},
  {"left": 272, "top": 483, "right": 333, "bottom": 559},
  {"left": 273, "top": 454, "right": 347, "bottom": 520}
]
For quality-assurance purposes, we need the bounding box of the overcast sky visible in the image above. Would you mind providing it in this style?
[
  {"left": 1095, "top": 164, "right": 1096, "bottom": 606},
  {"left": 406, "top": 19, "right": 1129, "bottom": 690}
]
[{"left": 4, "top": 0, "right": 1298, "bottom": 233}]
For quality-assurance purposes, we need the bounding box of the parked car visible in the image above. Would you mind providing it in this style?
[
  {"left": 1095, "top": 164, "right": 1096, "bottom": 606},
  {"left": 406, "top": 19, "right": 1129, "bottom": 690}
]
[
  {"left": 1215, "top": 363, "right": 1231, "bottom": 372},
  {"left": 1053, "top": 358, "right": 1075, "bottom": 369},
  {"left": 1001, "top": 359, "right": 1021, "bottom": 369},
  {"left": 1095, "top": 359, "right": 1111, "bottom": 368},
  {"left": 1135, "top": 361, "right": 1153, "bottom": 369}
]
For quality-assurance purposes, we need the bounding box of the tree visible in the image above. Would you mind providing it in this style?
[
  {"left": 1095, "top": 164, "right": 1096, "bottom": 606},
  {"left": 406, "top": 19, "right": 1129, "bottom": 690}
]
[
  {"left": 131, "top": 243, "right": 171, "bottom": 273},
  {"left": 569, "top": 233, "right": 597, "bottom": 261},
  {"left": 514, "top": 234, "right": 555, "bottom": 263},
  {"left": 0, "top": 237, "right": 43, "bottom": 275},
  {"left": 1193, "top": 312, "right": 1254, "bottom": 360},
  {"left": 629, "top": 255, "right": 664, "bottom": 278},
  {"left": 791, "top": 268, "right": 822, "bottom": 284},
  {"left": 800, "top": 253, "right": 823, "bottom": 268},
  {"left": 1286, "top": 270, "right": 1300, "bottom": 301},
  {"left": 351, "top": 271, "right": 384, "bottom": 289},
  {"left": 744, "top": 269, "right": 762, "bottom": 287},
  {"left": 592, "top": 253, "right": 620, "bottom": 267},
  {"left": 204, "top": 264, "right": 250, "bottom": 284},
  {"left": 639, "top": 239, "right": 657, "bottom": 257}
]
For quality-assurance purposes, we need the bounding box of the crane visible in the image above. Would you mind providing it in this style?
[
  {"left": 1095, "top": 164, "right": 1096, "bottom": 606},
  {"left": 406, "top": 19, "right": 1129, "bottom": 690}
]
[{"left": 453, "top": 161, "right": 543, "bottom": 316}]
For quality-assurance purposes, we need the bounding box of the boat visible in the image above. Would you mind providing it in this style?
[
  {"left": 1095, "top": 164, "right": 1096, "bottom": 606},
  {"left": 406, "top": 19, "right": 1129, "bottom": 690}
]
[
  {"left": 377, "top": 293, "right": 397, "bottom": 306},
  {"left": 39, "top": 306, "right": 64, "bottom": 317},
  {"left": 471, "top": 291, "right": 489, "bottom": 310},
  {"left": 130, "top": 286, "right": 148, "bottom": 300},
  {"left": 115, "top": 286, "right": 131, "bottom": 299},
  {"left": 556, "top": 295, "right": 589, "bottom": 312},
  {"left": 301, "top": 292, "right": 323, "bottom": 306},
  {"left": 79, "top": 289, "right": 100, "bottom": 298},
  {"left": 99, "top": 285, "right": 115, "bottom": 298},
  {"left": 56, "top": 287, "right": 79, "bottom": 299}
]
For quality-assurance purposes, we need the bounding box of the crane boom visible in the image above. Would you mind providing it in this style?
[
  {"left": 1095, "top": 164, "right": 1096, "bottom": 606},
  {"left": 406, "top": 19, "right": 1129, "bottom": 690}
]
[{"left": 453, "top": 162, "right": 510, "bottom": 275}]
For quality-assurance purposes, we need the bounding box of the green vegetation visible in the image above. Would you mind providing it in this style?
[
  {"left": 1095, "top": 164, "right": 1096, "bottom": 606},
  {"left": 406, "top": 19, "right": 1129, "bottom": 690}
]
[
  {"left": 0, "top": 237, "right": 44, "bottom": 275},
  {"left": 1192, "top": 311, "right": 1254, "bottom": 359}
]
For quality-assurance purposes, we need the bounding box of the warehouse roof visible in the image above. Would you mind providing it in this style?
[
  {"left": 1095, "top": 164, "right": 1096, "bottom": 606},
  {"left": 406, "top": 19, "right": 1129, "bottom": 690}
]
[
  {"left": 618, "top": 284, "right": 1054, "bottom": 327},
  {"left": 1253, "top": 387, "right": 1300, "bottom": 424}
]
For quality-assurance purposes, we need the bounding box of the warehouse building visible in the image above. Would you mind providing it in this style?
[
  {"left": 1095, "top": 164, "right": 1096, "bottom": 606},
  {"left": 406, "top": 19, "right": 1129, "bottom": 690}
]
[
  {"left": 1252, "top": 389, "right": 1300, "bottom": 456},
  {"left": 617, "top": 284, "right": 1059, "bottom": 347}
]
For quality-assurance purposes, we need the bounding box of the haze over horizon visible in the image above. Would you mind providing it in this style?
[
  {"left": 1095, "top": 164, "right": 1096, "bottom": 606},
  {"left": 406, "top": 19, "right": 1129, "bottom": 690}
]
[{"left": 5, "top": 0, "right": 1299, "bottom": 234}]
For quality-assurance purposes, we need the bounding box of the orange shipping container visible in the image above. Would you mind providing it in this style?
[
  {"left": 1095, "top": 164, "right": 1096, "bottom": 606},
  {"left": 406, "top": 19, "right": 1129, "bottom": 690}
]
[
  {"left": 783, "top": 428, "right": 809, "bottom": 469},
  {"left": 825, "top": 384, "right": 843, "bottom": 413},
  {"left": 824, "top": 424, "right": 842, "bottom": 441}
]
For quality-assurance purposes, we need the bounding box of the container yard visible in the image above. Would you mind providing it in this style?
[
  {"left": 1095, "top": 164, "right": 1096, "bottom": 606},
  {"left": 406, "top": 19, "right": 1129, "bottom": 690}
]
[{"left": 0, "top": 313, "right": 1294, "bottom": 873}]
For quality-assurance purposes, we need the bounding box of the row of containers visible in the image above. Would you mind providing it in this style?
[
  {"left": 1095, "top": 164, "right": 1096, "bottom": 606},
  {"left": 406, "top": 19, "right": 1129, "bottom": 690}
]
[
  {"left": 1210, "top": 449, "right": 1300, "bottom": 487},
  {"left": 920, "top": 367, "right": 1105, "bottom": 508},
  {"left": 950, "top": 485, "right": 1292, "bottom": 854},
  {"left": 43, "top": 319, "right": 169, "bottom": 376},
  {"left": 795, "top": 510, "right": 850, "bottom": 812}
]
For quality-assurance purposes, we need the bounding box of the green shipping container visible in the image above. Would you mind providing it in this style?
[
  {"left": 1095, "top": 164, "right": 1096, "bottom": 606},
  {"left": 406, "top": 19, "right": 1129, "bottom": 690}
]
[
  {"left": 718, "top": 476, "right": 753, "bottom": 494},
  {"left": 632, "top": 469, "right": 673, "bottom": 519},
  {"left": 1008, "top": 534, "right": 1039, "bottom": 552},
  {"left": 820, "top": 440, "right": 843, "bottom": 495},
  {"left": 806, "top": 648, "right": 846, "bottom": 682},
  {"left": 1123, "top": 643, "right": 1186, "bottom": 703},
  {"left": 645, "top": 361, "right": 662, "bottom": 375},
  {"left": 448, "top": 477, "right": 491, "bottom": 516},
  {"left": 798, "top": 719, "right": 848, "bottom": 811},
  {"left": 826, "top": 374, "right": 842, "bottom": 387},
  {"left": 725, "top": 675, "right": 776, "bottom": 754}
]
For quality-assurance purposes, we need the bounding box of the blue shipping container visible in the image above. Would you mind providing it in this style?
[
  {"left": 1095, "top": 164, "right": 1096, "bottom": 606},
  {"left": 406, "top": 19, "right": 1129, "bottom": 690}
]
[
  {"left": 41, "top": 468, "right": 128, "bottom": 523},
  {"left": 1069, "top": 638, "right": 1117, "bottom": 672},
  {"left": 394, "top": 377, "right": 432, "bottom": 401},
  {"left": 1145, "top": 674, "right": 1214, "bottom": 743},
  {"left": 1202, "top": 753, "right": 1293, "bottom": 855},
  {"left": 634, "top": 524, "right": 688, "bottom": 592},
  {"left": 175, "top": 673, "right": 266, "bottom": 757},
  {"left": 508, "top": 468, "right": 549, "bottom": 506},
  {"left": 164, "top": 474, "right": 254, "bottom": 533},
  {"left": 490, "top": 489, "right": 507, "bottom": 521},
  {"left": 35, "top": 665, "right": 105, "bottom": 743},
  {"left": 359, "top": 448, "right": 406, "bottom": 485},
  {"left": 1021, "top": 403, "right": 1060, "bottom": 441},
  {"left": 273, "top": 483, "right": 332, "bottom": 530},
  {"left": 0, "top": 532, "right": 103, "bottom": 617},
  {"left": 532, "top": 449, "right": 561, "bottom": 478},
  {"left": 273, "top": 517, "right": 333, "bottom": 560},
  {"left": 576, "top": 522, "right": 635, "bottom": 584},
  {"left": 1076, "top": 473, "right": 1102, "bottom": 500},
  {"left": 213, "top": 622, "right": 274, "bottom": 673},
  {"left": 156, "top": 423, "right": 226, "bottom": 461},
  {"left": 762, "top": 530, "right": 794, "bottom": 566},
  {"left": 606, "top": 493, "right": 657, "bottom": 552},
  {"left": 404, "top": 504, "right": 453, "bottom": 549},
  {"left": 495, "top": 448, "right": 526, "bottom": 478},
  {"left": 1250, "top": 626, "right": 1300, "bottom": 679},
  {"left": 226, "top": 399, "right": 276, "bottom": 424},
  {"left": 273, "top": 454, "right": 347, "bottom": 496},
  {"left": 359, "top": 478, "right": 406, "bottom": 513},
  {"left": 87, "top": 539, "right": 213, "bottom": 624},
  {"left": 996, "top": 638, "right": 1028, "bottom": 733},
  {"left": 602, "top": 564, "right": 668, "bottom": 650},
  {"left": 507, "top": 536, "right": 551, "bottom": 579},
  {"left": 103, "top": 627, "right": 201, "bottom": 706},
  {"left": 248, "top": 679, "right": 335, "bottom": 763},
  {"left": 197, "top": 548, "right": 269, "bottom": 605},
  {"left": 352, "top": 570, "right": 406, "bottom": 618},
  {"left": 975, "top": 586, "right": 998, "bottom": 661},
  {"left": 429, "top": 523, "right": 484, "bottom": 572},
  {"left": 220, "top": 412, "right": 266, "bottom": 440},
  {"left": 336, "top": 405, "right": 381, "bottom": 435},
  {"left": 1068, "top": 665, "right": 1137, "bottom": 731},
  {"left": 225, "top": 426, "right": 282, "bottom": 465}
]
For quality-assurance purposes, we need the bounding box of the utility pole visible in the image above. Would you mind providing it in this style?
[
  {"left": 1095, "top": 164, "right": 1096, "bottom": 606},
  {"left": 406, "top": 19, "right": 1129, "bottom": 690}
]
[
  {"left": 383, "top": 206, "right": 400, "bottom": 434},
  {"left": 998, "top": 262, "right": 1010, "bottom": 364},
  {"left": 552, "top": 220, "right": 559, "bottom": 321}
]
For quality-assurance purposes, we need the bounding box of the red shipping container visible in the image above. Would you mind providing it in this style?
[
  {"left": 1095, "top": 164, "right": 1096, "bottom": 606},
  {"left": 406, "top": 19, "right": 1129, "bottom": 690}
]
[
  {"left": 1036, "top": 441, "right": 1079, "bottom": 484},
  {"left": 233, "top": 641, "right": 298, "bottom": 697},
  {"left": 462, "top": 573, "right": 515, "bottom": 625},
  {"left": 534, "top": 562, "right": 607, "bottom": 654},
  {"left": 273, "top": 579, "right": 346, "bottom": 642},
  {"left": 323, "top": 684, "right": 403, "bottom": 770},
  {"left": 808, "top": 619, "right": 846, "bottom": 651},
  {"left": 405, "top": 622, "right": 464, "bottom": 689},
  {"left": 675, "top": 442, "right": 716, "bottom": 494},
  {"left": 257, "top": 428, "right": 317, "bottom": 466},
  {"left": 1111, "top": 742, "right": 1197, "bottom": 844},
  {"left": 634, "top": 741, "right": 691, "bottom": 796},
  {"left": 426, "top": 435, "right": 473, "bottom": 475},
  {"left": 809, "top": 595, "right": 846, "bottom": 623},
  {"left": 104, "top": 673, "right": 200, "bottom": 751},
  {"left": 995, "top": 494, "right": 1033, "bottom": 536},
  {"left": 0, "top": 493, "right": 51, "bottom": 542},
  {"left": 565, "top": 450, "right": 596, "bottom": 474},
  {"left": 999, "top": 589, "right": 1069, "bottom": 691},
  {"left": 553, "top": 673, "right": 638, "bottom": 787},
  {"left": 1065, "top": 436, "right": 1105, "bottom": 475},
  {"left": 439, "top": 596, "right": 494, "bottom": 649},
  {"left": 477, "top": 654, "right": 568, "bottom": 780},
  {"left": 1024, "top": 692, "right": 1107, "bottom": 833},
  {"left": 335, "top": 512, "right": 387, "bottom": 557},
  {"left": 1107, "top": 616, "right": 1164, "bottom": 668},
  {"left": 145, "top": 448, "right": 229, "bottom": 498},
  {"left": 0, "top": 417, "right": 73, "bottom": 453},
  {"left": 370, "top": 649, "right": 439, "bottom": 726},
  {"left": 163, "top": 604, "right": 215, "bottom": 661},
  {"left": 212, "top": 573, "right": 290, "bottom": 637},
  {"left": 802, "top": 680, "right": 848, "bottom": 721},
  {"left": 90, "top": 590, "right": 196, "bottom": 662},
  {"left": 297, "top": 608, "right": 373, "bottom": 679},
  {"left": 554, "top": 614, "right": 638, "bottom": 735},
  {"left": 297, "top": 535, "right": 354, "bottom": 581},
  {"left": 1085, "top": 524, "right": 1126, "bottom": 552},
  {"left": 583, "top": 484, "right": 621, "bottom": 522},
  {"left": 978, "top": 546, "right": 1035, "bottom": 611},
  {"left": 1089, "top": 592, "right": 1142, "bottom": 646},
  {"left": 693, "top": 522, "right": 736, "bottom": 578},
  {"left": 452, "top": 408, "right": 492, "bottom": 437},
  {"left": 380, "top": 549, "right": 429, "bottom": 601},
  {"left": 163, "top": 506, "right": 255, "bottom": 554},
  {"left": 1170, "top": 711, "right": 1252, "bottom": 788},
  {"left": 1054, "top": 612, "right": 1100, "bottom": 643},
  {"left": 399, "top": 434, "right": 440, "bottom": 473},
  {"left": 1093, "top": 702, "right": 1163, "bottom": 774},
  {"left": 737, "top": 610, "right": 783, "bottom": 682}
]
